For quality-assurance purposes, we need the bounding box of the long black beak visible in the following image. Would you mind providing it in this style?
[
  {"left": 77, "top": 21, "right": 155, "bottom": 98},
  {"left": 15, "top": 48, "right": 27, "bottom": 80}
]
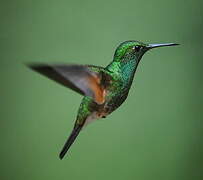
[{"left": 147, "top": 43, "right": 179, "bottom": 49}]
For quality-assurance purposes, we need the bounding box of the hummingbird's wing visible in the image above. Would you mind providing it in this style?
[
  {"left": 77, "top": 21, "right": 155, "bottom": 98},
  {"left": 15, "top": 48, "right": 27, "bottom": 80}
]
[{"left": 28, "top": 64, "right": 105, "bottom": 104}]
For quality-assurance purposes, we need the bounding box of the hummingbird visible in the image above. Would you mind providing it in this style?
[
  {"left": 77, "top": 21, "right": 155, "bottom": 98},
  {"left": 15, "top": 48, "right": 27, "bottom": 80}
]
[{"left": 28, "top": 40, "right": 179, "bottom": 159}]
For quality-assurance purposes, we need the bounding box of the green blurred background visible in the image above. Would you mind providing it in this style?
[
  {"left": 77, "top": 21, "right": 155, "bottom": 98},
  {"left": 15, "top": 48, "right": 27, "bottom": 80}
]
[{"left": 0, "top": 0, "right": 202, "bottom": 180}]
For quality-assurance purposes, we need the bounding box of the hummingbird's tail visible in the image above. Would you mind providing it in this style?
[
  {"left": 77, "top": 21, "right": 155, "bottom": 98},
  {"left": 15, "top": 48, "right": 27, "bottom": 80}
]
[{"left": 59, "top": 124, "right": 83, "bottom": 159}]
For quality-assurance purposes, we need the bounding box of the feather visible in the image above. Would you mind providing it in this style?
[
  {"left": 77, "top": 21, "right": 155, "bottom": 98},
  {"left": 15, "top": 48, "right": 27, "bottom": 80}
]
[
  {"left": 59, "top": 124, "right": 83, "bottom": 159},
  {"left": 28, "top": 64, "right": 105, "bottom": 104}
]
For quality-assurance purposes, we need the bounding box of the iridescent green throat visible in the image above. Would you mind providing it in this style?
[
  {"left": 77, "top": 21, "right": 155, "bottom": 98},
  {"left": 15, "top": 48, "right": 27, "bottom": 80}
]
[{"left": 106, "top": 55, "right": 140, "bottom": 87}]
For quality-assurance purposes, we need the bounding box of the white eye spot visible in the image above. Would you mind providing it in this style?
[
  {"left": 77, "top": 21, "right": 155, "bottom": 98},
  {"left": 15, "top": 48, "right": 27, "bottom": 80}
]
[{"left": 133, "top": 45, "right": 141, "bottom": 51}]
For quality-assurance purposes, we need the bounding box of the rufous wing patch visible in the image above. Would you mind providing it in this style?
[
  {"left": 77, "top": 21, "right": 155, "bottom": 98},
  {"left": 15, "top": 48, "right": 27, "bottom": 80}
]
[{"left": 87, "top": 75, "right": 105, "bottom": 104}]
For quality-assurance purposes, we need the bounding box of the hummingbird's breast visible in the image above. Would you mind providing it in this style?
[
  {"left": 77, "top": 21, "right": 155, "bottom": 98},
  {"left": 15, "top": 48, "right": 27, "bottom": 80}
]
[
  {"left": 76, "top": 80, "right": 130, "bottom": 126},
  {"left": 103, "top": 85, "right": 130, "bottom": 114},
  {"left": 97, "top": 67, "right": 135, "bottom": 116}
]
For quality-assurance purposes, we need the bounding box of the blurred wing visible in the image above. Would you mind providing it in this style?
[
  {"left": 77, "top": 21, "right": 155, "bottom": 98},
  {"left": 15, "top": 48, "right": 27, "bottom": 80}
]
[{"left": 28, "top": 64, "right": 105, "bottom": 104}]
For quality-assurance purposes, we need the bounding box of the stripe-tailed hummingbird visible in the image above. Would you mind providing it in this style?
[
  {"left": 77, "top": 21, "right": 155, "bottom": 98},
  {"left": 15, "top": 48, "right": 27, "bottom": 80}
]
[{"left": 28, "top": 40, "right": 179, "bottom": 159}]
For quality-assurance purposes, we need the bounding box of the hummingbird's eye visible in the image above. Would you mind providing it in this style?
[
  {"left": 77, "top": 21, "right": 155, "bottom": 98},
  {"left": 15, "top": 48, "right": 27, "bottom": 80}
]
[{"left": 133, "top": 45, "right": 141, "bottom": 52}]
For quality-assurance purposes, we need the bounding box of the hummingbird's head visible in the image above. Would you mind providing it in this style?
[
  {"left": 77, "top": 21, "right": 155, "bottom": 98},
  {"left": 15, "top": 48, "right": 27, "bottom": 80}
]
[{"left": 114, "top": 40, "right": 179, "bottom": 62}]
